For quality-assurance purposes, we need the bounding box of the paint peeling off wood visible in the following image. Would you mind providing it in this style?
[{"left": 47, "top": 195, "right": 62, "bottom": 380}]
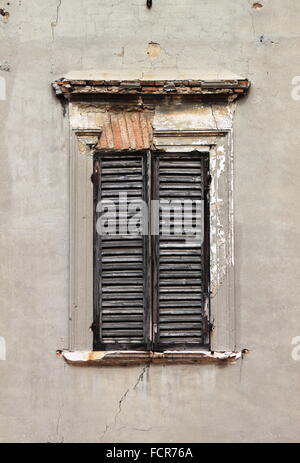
[
  {"left": 62, "top": 350, "right": 242, "bottom": 366},
  {"left": 158, "top": 350, "right": 241, "bottom": 364},
  {"left": 63, "top": 350, "right": 152, "bottom": 366}
]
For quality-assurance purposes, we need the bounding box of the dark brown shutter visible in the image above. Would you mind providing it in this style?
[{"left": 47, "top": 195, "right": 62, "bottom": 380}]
[
  {"left": 153, "top": 152, "right": 210, "bottom": 349},
  {"left": 93, "top": 152, "right": 149, "bottom": 350}
]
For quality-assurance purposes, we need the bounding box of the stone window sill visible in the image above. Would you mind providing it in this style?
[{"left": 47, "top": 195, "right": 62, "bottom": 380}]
[{"left": 59, "top": 350, "right": 242, "bottom": 366}]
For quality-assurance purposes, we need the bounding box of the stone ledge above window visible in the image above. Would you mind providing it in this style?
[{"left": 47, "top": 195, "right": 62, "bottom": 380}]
[
  {"left": 59, "top": 350, "right": 242, "bottom": 366},
  {"left": 53, "top": 77, "right": 250, "bottom": 100}
]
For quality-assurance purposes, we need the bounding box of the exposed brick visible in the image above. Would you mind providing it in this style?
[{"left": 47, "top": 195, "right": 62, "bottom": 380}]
[
  {"left": 70, "top": 80, "right": 86, "bottom": 86},
  {"left": 188, "top": 80, "right": 203, "bottom": 87},
  {"left": 142, "top": 87, "right": 159, "bottom": 92},
  {"left": 140, "top": 81, "right": 156, "bottom": 86}
]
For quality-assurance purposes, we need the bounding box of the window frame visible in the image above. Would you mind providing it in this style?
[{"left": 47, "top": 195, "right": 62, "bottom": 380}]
[{"left": 68, "top": 121, "right": 236, "bottom": 356}]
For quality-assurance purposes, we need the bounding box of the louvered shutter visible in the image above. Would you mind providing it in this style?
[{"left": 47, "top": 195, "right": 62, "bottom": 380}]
[
  {"left": 93, "top": 153, "right": 149, "bottom": 350},
  {"left": 153, "top": 152, "right": 209, "bottom": 349}
]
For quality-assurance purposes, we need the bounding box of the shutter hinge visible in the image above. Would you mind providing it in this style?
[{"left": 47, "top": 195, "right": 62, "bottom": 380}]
[
  {"left": 91, "top": 162, "right": 100, "bottom": 184},
  {"left": 205, "top": 172, "right": 212, "bottom": 193},
  {"left": 203, "top": 293, "right": 213, "bottom": 340},
  {"left": 89, "top": 321, "right": 96, "bottom": 332}
]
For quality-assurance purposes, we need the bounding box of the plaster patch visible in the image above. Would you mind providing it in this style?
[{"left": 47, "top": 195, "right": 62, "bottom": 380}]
[{"left": 146, "top": 42, "right": 161, "bottom": 59}]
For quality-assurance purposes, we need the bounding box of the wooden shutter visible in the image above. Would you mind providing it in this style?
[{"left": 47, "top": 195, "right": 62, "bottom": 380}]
[
  {"left": 153, "top": 152, "right": 210, "bottom": 349},
  {"left": 93, "top": 152, "right": 149, "bottom": 350}
]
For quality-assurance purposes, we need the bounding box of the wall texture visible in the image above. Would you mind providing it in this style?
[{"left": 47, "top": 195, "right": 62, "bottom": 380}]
[{"left": 1, "top": 0, "right": 300, "bottom": 443}]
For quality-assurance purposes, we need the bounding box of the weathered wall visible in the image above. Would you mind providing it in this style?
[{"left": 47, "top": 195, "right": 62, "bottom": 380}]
[{"left": 1, "top": 0, "right": 300, "bottom": 443}]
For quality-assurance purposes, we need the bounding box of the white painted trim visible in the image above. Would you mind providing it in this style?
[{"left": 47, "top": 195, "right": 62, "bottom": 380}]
[{"left": 69, "top": 128, "right": 101, "bottom": 350}]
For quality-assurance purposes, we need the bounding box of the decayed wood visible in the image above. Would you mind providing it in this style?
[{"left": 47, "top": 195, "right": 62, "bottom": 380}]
[
  {"left": 94, "top": 152, "right": 149, "bottom": 350},
  {"left": 153, "top": 152, "right": 209, "bottom": 349},
  {"left": 93, "top": 150, "right": 210, "bottom": 351},
  {"left": 62, "top": 350, "right": 242, "bottom": 366}
]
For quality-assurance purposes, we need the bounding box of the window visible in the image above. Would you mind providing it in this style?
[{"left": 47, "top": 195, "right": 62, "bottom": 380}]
[
  {"left": 53, "top": 76, "right": 250, "bottom": 362},
  {"left": 92, "top": 150, "right": 210, "bottom": 351}
]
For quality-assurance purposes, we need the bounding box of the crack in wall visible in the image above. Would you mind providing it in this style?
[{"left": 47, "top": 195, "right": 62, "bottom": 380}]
[
  {"left": 51, "top": 0, "right": 62, "bottom": 41},
  {"left": 114, "top": 388, "right": 130, "bottom": 425},
  {"left": 56, "top": 401, "right": 65, "bottom": 443},
  {"left": 247, "top": 1, "right": 257, "bottom": 38},
  {"left": 99, "top": 364, "right": 150, "bottom": 441},
  {"left": 133, "top": 364, "right": 149, "bottom": 390},
  {"left": 99, "top": 424, "right": 109, "bottom": 441},
  {"left": 55, "top": 362, "right": 66, "bottom": 443}
]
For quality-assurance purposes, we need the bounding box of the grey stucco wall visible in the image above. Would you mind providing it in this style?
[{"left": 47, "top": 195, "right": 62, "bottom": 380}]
[{"left": 1, "top": 0, "right": 300, "bottom": 443}]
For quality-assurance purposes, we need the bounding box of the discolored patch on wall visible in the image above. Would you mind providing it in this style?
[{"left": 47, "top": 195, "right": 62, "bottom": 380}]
[{"left": 146, "top": 42, "right": 161, "bottom": 59}]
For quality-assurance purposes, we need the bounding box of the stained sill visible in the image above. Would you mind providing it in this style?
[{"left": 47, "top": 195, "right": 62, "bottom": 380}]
[{"left": 59, "top": 350, "right": 242, "bottom": 366}]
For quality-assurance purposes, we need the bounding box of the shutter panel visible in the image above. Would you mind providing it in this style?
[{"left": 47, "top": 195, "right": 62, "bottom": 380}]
[
  {"left": 153, "top": 152, "right": 209, "bottom": 349},
  {"left": 93, "top": 152, "right": 149, "bottom": 350}
]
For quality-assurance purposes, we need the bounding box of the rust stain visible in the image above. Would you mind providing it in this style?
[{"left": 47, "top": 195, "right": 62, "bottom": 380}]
[
  {"left": 252, "top": 2, "right": 263, "bottom": 8},
  {"left": 99, "top": 110, "right": 153, "bottom": 150}
]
